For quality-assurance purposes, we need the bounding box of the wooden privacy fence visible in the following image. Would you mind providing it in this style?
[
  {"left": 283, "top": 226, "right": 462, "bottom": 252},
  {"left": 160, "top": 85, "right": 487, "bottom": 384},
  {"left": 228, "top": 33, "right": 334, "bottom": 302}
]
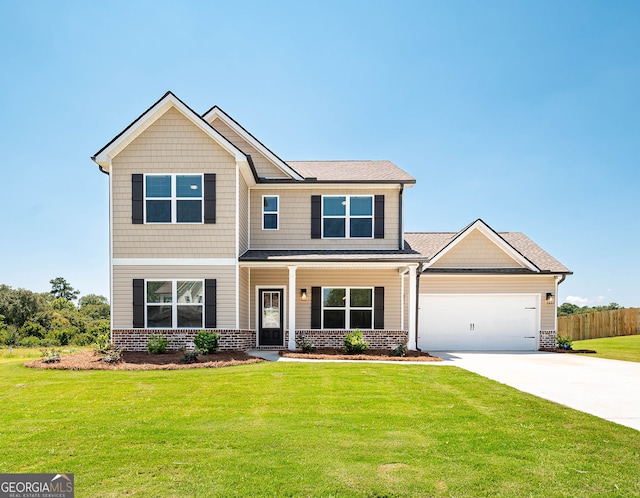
[{"left": 558, "top": 308, "right": 640, "bottom": 341}]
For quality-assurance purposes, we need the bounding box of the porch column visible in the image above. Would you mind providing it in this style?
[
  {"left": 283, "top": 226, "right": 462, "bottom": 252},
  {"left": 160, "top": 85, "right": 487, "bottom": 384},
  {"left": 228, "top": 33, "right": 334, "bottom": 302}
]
[
  {"left": 288, "top": 266, "right": 297, "bottom": 351},
  {"left": 408, "top": 264, "right": 418, "bottom": 350}
]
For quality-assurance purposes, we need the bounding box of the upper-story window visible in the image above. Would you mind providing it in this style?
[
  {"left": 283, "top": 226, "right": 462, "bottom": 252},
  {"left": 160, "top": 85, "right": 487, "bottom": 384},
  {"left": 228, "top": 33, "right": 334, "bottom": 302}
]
[
  {"left": 322, "top": 195, "right": 373, "bottom": 238},
  {"left": 145, "top": 174, "right": 203, "bottom": 223},
  {"left": 262, "top": 195, "right": 279, "bottom": 230}
]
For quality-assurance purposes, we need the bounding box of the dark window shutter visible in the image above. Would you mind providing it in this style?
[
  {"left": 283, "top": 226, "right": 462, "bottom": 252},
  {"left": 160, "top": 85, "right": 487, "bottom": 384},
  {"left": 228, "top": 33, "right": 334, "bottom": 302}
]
[
  {"left": 204, "top": 174, "right": 216, "bottom": 224},
  {"left": 311, "top": 195, "right": 321, "bottom": 239},
  {"left": 374, "top": 195, "right": 385, "bottom": 239},
  {"left": 132, "top": 174, "right": 144, "bottom": 224},
  {"left": 205, "top": 279, "right": 217, "bottom": 328},
  {"left": 311, "top": 286, "right": 322, "bottom": 329},
  {"left": 133, "top": 279, "right": 145, "bottom": 328},
  {"left": 374, "top": 286, "right": 384, "bottom": 329}
]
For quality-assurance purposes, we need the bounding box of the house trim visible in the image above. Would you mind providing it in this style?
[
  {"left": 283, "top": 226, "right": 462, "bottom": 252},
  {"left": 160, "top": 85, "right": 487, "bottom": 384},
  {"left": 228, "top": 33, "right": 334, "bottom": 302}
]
[{"left": 113, "top": 258, "right": 237, "bottom": 266}]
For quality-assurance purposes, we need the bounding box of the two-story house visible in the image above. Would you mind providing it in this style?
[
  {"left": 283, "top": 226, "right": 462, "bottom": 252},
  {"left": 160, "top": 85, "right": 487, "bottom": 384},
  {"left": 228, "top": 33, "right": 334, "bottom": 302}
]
[{"left": 92, "top": 92, "right": 570, "bottom": 352}]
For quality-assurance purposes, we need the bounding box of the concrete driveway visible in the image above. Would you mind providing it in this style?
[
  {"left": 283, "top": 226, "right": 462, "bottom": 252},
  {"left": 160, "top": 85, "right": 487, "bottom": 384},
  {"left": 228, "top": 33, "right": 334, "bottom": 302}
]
[{"left": 435, "top": 351, "right": 640, "bottom": 431}]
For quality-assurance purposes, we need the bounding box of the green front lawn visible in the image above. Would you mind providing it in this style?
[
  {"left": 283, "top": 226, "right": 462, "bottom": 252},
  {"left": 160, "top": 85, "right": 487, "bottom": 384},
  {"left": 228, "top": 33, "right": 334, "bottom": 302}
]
[
  {"left": 1, "top": 361, "right": 638, "bottom": 497},
  {"left": 573, "top": 335, "right": 640, "bottom": 362},
  {"left": 0, "top": 346, "right": 84, "bottom": 363}
]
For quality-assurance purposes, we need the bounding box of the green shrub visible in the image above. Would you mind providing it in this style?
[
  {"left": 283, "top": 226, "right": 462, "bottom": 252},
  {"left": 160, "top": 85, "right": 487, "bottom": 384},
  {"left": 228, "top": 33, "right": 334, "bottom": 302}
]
[
  {"left": 298, "top": 336, "right": 316, "bottom": 353},
  {"left": 180, "top": 347, "right": 199, "bottom": 364},
  {"left": 93, "top": 333, "right": 112, "bottom": 354},
  {"left": 147, "top": 334, "right": 169, "bottom": 354},
  {"left": 92, "top": 334, "right": 122, "bottom": 364},
  {"left": 73, "top": 332, "right": 96, "bottom": 346},
  {"left": 47, "top": 329, "right": 72, "bottom": 346},
  {"left": 391, "top": 342, "right": 407, "bottom": 357},
  {"left": 19, "top": 336, "right": 43, "bottom": 348},
  {"left": 557, "top": 335, "right": 573, "bottom": 350},
  {"left": 40, "top": 348, "right": 61, "bottom": 363},
  {"left": 19, "top": 321, "right": 46, "bottom": 339},
  {"left": 0, "top": 326, "right": 21, "bottom": 346},
  {"left": 103, "top": 346, "right": 123, "bottom": 364},
  {"left": 343, "top": 329, "right": 369, "bottom": 354},
  {"left": 194, "top": 331, "right": 219, "bottom": 354}
]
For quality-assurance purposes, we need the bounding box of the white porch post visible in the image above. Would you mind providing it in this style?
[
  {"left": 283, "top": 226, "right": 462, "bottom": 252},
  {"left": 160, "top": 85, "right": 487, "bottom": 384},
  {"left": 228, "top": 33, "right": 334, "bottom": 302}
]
[
  {"left": 408, "top": 264, "right": 418, "bottom": 350},
  {"left": 288, "top": 266, "right": 297, "bottom": 351}
]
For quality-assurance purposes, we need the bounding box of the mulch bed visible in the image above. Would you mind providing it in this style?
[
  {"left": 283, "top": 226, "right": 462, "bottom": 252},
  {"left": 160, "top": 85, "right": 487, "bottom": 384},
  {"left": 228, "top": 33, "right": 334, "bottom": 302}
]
[
  {"left": 280, "top": 348, "right": 442, "bottom": 362},
  {"left": 24, "top": 350, "right": 263, "bottom": 370},
  {"left": 539, "top": 348, "right": 597, "bottom": 354}
]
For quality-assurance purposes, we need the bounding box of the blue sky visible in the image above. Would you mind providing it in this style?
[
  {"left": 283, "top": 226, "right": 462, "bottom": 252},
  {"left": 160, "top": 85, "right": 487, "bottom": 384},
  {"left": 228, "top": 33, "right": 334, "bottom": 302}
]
[{"left": 0, "top": 0, "right": 638, "bottom": 307}]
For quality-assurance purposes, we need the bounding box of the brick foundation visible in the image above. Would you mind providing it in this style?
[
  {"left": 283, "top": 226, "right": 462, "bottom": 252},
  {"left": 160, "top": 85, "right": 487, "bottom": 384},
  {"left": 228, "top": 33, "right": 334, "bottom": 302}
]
[
  {"left": 112, "top": 329, "right": 256, "bottom": 351},
  {"left": 539, "top": 330, "right": 557, "bottom": 349},
  {"left": 295, "top": 330, "right": 408, "bottom": 350},
  {"left": 111, "top": 329, "right": 408, "bottom": 351}
]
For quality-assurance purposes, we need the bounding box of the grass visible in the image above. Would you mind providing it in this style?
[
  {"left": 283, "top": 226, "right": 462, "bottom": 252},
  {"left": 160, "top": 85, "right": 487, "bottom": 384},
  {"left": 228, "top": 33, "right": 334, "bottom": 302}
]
[
  {"left": 573, "top": 335, "right": 640, "bottom": 363},
  {"left": 0, "top": 346, "right": 82, "bottom": 362},
  {"left": 0, "top": 361, "right": 639, "bottom": 497}
]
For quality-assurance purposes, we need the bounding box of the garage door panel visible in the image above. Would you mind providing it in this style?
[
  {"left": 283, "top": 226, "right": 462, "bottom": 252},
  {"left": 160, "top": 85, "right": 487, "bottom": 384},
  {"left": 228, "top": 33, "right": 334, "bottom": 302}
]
[{"left": 418, "top": 294, "right": 538, "bottom": 351}]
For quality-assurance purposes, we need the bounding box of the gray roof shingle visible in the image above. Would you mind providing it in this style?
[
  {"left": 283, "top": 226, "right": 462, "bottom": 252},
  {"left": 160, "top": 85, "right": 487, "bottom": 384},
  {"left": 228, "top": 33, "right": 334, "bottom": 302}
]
[{"left": 287, "top": 160, "right": 416, "bottom": 183}]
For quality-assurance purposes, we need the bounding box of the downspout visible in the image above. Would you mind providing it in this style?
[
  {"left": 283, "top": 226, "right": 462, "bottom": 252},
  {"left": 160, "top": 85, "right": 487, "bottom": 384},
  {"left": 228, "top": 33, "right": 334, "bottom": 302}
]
[
  {"left": 398, "top": 183, "right": 404, "bottom": 250},
  {"left": 554, "top": 274, "right": 567, "bottom": 336},
  {"left": 414, "top": 262, "right": 423, "bottom": 351}
]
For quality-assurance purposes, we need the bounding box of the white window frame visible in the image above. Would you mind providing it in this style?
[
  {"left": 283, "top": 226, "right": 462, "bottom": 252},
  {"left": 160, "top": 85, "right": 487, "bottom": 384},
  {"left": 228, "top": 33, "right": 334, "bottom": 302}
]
[
  {"left": 144, "top": 174, "right": 204, "bottom": 224},
  {"left": 321, "top": 195, "right": 373, "bottom": 239},
  {"left": 262, "top": 195, "right": 279, "bottom": 230},
  {"left": 145, "top": 279, "right": 204, "bottom": 329},
  {"left": 321, "top": 286, "right": 374, "bottom": 329}
]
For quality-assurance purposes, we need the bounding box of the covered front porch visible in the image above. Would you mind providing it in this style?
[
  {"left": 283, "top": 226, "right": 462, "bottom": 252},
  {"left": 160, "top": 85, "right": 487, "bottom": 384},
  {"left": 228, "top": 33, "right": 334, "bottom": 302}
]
[{"left": 239, "top": 261, "right": 420, "bottom": 351}]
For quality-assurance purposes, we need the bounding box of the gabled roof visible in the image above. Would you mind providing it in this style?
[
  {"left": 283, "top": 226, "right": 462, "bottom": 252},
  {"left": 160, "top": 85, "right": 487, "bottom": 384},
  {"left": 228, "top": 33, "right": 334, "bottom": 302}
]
[
  {"left": 286, "top": 160, "right": 416, "bottom": 184},
  {"left": 91, "top": 91, "right": 248, "bottom": 173},
  {"left": 93, "top": 92, "right": 415, "bottom": 185},
  {"left": 203, "top": 105, "right": 304, "bottom": 181},
  {"left": 405, "top": 219, "right": 571, "bottom": 273}
]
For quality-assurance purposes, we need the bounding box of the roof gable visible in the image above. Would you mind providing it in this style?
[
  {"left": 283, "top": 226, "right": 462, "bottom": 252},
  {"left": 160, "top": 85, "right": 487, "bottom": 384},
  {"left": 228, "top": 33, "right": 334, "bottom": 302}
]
[
  {"left": 92, "top": 92, "right": 247, "bottom": 173},
  {"left": 430, "top": 228, "right": 526, "bottom": 269},
  {"left": 425, "top": 219, "right": 540, "bottom": 272},
  {"left": 203, "top": 106, "right": 303, "bottom": 181}
]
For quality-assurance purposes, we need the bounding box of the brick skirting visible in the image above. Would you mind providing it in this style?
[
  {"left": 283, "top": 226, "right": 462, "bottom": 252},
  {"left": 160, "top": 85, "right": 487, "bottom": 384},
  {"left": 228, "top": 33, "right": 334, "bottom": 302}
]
[
  {"left": 295, "top": 330, "right": 408, "bottom": 350},
  {"left": 539, "top": 330, "right": 557, "bottom": 349},
  {"left": 112, "top": 329, "right": 256, "bottom": 351},
  {"left": 111, "top": 329, "right": 408, "bottom": 351}
]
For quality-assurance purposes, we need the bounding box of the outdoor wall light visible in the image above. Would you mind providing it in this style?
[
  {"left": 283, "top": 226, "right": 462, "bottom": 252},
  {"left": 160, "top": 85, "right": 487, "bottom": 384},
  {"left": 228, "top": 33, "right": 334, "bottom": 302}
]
[
  {"left": 546, "top": 292, "right": 555, "bottom": 305},
  {"left": 300, "top": 288, "right": 307, "bottom": 301}
]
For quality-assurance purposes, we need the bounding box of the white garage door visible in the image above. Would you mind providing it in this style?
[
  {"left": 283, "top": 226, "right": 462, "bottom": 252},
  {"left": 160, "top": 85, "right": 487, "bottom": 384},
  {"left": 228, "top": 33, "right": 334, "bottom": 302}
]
[{"left": 418, "top": 294, "right": 539, "bottom": 351}]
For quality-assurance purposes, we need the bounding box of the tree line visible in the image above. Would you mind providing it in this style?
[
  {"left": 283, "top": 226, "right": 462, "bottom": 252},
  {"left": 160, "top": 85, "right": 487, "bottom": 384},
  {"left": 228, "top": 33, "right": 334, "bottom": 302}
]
[
  {"left": 557, "top": 302, "right": 623, "bottom": 317},
  {"left": 0, "top": 277, "right": 109, "bottom": 347}
]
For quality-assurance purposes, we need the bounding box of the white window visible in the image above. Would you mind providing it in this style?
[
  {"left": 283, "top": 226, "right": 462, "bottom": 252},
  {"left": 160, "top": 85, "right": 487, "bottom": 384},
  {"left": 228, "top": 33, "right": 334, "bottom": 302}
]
[
  {"left": 146, "top": 280, "right": 203, "bottom": 328},
  {"left": 145, "top": 174, "right": 203, "bottom": 223},
  {"left": 322, "top": 287, "right": 373, "bottom": 329},
  {"left": 262, "top": 195, "right": 279, "bottom": 230},
  {"left": 322, "top": 195, "right": 373, "bottom": 238}
]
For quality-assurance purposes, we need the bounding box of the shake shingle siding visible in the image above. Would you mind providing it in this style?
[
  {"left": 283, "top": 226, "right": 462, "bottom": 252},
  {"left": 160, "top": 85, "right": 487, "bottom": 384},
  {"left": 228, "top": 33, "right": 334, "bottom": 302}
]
[
  {"left": 111, "top": 107, "right": 237, "bottom": 259},
  {"left": 249, "top": 188, "right": 400, "bottom": 250}
]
